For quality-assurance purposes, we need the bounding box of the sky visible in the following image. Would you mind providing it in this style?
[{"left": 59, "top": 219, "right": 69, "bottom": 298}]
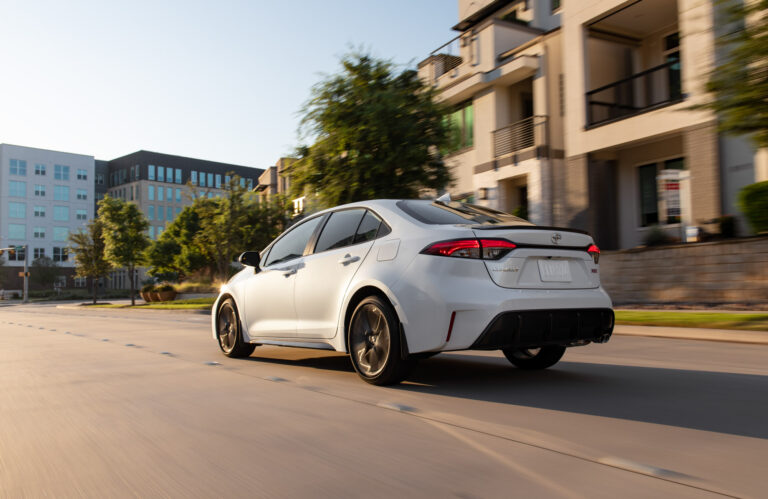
[{"left": 0, "top": 0, "right": 458, "bottom": 170}]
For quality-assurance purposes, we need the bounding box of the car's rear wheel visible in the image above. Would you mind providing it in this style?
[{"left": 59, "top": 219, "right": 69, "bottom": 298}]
[
  {"left": 348, "top": 296, "right": 412, "bottom": 385},
  {"left": 216, "top": 298, "right": 256, "bottom": 358},
  {"left": 502, "top": 345, "right": 565, "bottom": 370}
]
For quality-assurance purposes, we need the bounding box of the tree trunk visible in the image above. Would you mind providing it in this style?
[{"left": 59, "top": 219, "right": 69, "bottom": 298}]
[{"left": 129, "top": 265, "right": 136, "bottom": 306}]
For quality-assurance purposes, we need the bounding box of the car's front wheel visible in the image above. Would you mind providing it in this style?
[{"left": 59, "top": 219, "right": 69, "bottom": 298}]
[
  {"left": 348, "top": 296, "right": 412, "bottom": 385},
  {"left": 502, "top": 345, "right": 566, "bottom": 370},
  {"left": 216, "top": 298, "right": 256, "bottom": 358}
]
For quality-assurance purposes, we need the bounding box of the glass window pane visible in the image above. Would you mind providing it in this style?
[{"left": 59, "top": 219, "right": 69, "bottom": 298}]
[
  {"left": 148, "top": 205, "right": 155, "bottom": 220},
  {"left": 175, "top": 169, "right": 182, "bottom": 184},
  {"left": 148, "top": 185, "right": 154, "bottom": 200},
  {"left": 175, "top": 188, "right": 181, "bottom": 202},
  {"left": 208, "top": 173, "right": 214, "bottom": 187},
  {"left": 264, "top": 216, "right": 324, "bottom": 266},
  {"left": 215, "top": 174, "right": 221, "bottom": 188},
  {"left": 8, "top": 202, "right": 26, "bottom": 218},
  {"left": 638, "top": 164, "right": 659, "bottom": 227},
  {"left": 53, "top": 227, "right": 69, "bottom": 241},
  {"left": 158, "top": 166, "right": 165, "bottom": 182},
  {"left": 167, "top": 187, "right": 172, "bottom": 200},
  {"left": 148, "top": 164, "right": 156, "bottom": 180},
  {"left": 315, "top": 209, "right": 366, "bottom": 253},
  {"left": 191, "top": 171, "right": 197, "bottom": 185},
  {"left": 8, "top": 224, "right": 26, "bottom": 239},
  {"left": 9, "top": 181, "right": 26, "bottom": 197},
  {"left": 167, "top": 206, "right": 173, "bottom": 220}
]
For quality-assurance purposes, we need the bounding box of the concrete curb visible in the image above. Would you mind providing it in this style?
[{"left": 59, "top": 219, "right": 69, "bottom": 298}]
[
  {"left": 54, "top": 304, "right": 210, "bottom": 315},
  {"left": 614, "top": 325, "right": 768, "bottom": 345}
]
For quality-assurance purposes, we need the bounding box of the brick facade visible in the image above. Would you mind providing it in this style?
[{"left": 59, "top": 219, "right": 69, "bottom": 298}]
[{"left": 684, "top": 121, "right": 721, "bottom": 225}]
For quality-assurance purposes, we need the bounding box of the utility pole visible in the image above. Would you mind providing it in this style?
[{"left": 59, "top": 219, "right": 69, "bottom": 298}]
[{"left": 23, "top": 244, "right": 29, "bottom": 304}]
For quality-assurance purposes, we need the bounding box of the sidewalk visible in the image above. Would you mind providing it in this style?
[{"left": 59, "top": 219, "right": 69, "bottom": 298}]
[{"left": 613, "top": 325, "right": 768, "bottom": 345}]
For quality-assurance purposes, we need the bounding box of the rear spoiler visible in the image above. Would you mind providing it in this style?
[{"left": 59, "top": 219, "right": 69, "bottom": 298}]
[{"left": 469, "top": 225, "right": 591, "bottom": 236}]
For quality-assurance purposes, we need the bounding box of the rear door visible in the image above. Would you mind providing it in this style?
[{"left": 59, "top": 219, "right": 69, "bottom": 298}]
[
  {"left": 294, "top": 209, "right": 383, "bottom": 339},
  {"left": 473, "top": 227, "right": 599, "bottom": 289}
]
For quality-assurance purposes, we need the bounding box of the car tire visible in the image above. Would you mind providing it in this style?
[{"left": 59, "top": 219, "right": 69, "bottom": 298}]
[
  {"left": 348, "top": 295, "right": 412, "bottom": 385},
  {"left": 502, "top": 345, "right": 566, "bottom": 370},
  {"left": 216, "top": 298, "right": 256, "bottom": 358}
]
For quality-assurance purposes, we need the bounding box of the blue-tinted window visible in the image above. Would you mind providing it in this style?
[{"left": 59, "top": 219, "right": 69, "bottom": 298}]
[
  {"left": 34, "top": 184, "right": 45, "bottom": 196},
  {"left": 175, "top": 169, "right": 182, "bottom": 184},
  {"left": 35, "top": 164, "right": 46, "bottom": 176},
  {"left": 54, "top": 185, "right": 69, "bottom": 201},
  {"left": 158, "top": 166, "right": 165, "bottom": 182},
  {"left": 10, "top": 159, "right": 27, "bottom": 175},
  {"left": 77, "top": 169, "right": 87, "bottom": 180},
  {"left": 166, "top": 187, "right": 172, "bottom": 201},
  {"left": 158, "top": 207, "right": 164, "bottom": 221},
  {"left": 199, "top": 172, "right": 206, "bottom": 187},
  {"left": 54, "top": 164, "right": 70, "bottom": 180},
  {"left": 215, "top": 174, "right": 221, "bottom": 188},
  {"left": 166, "top": 206, "right": 173, "bottom": 220},
  {"left": 8, "top": 202, "right": 26, "bottom": 218},
  {"left": 8, "top": 224, "right": 25, "bottom": 239},
  {"left": 54, "top": 206, "right": 69, "bottom": 221},
  {"left": 148, "top": 164, "right": 156, "bottom": 180},
  {"left": 76, "top": 189, "right": 87, "bottom": 200},
  {"left": 158, "top": 187, "right": 164, "bottom": 201},
  {"left": 76, "top": 209, "right": 87, "bottom": 221},
  {"left": 175, "top": 188, "right": 181, "bottom": 202},
  {"left": 148, "top": 185, "right": 154, "bottom": 200},
  {"left": 149, "top": 226, "right": 155, "bottom": 239},
  {"left": 207, "top": 173, "right": 214, "bottom": 187},
  {"left": 148, "top": 205, "right": 155, "bottom": 220},
  {"left": 53, "top": 227, "right": 68, "bottom": 241},
  {"left": 191, "top": 171, "right": 197, "bottom": 185},
  {"left": 9, "top": 181, "right": 26, "bottom": 197}
]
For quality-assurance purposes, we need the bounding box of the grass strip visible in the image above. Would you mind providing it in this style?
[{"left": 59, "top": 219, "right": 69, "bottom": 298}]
[{"left": 615, "top": 311, "right": 768, "bottom": 332}]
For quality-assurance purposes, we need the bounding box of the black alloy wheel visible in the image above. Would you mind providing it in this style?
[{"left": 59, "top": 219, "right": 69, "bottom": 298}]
[
  {"left": 217, "top": 298, "right": 256, "bottom": 358},
  {"left": 502, "top": 345, "right": 566, "bottom": 370},
  {"left": 348, "top": 296, "right": 412, "bottom": 385}
]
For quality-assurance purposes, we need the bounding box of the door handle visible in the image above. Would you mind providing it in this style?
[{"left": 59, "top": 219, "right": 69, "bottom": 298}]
[
  {"left": 282, "top": 268, "right": 297, "bottom": 277},
  {"left": 338, "top": 254, "right": 360, "bottom": 265}
]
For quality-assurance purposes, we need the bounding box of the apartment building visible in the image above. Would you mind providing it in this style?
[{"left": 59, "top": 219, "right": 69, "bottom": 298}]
[
  {"left": 421, "top": 0, "right": 762, "bottom": 249},
  {"left": 0, "top": 144, "right": 95, "bottom": 282}
]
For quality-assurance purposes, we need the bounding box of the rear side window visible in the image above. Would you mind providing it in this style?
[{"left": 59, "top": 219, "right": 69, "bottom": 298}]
[
  {"left": 354, "top": 210, "right": 383, "bottom": 243},
  {"left": 315, "top": 209, "right": 366, "bottom": 253},
  {"left": 396, "top": 200, "right": 532, "bottom": 226},
  {"left": 264, "top": 216, "right": 324, "bottom": 266}
]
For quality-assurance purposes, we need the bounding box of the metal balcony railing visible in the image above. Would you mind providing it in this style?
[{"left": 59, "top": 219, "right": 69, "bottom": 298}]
[
  {"left": 493, "top": 115, "right": 548, "bottom": 158},
  {"left": 586, "top": 60, "right": 683, "bottom": 127},
  {"left": 428, "top": 36, "right": 463, "bottom": 83}
]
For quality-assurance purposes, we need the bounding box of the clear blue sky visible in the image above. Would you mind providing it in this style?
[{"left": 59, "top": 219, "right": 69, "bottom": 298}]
[{"left": 0, "top": 0, "right": 458, "bottom": 170}]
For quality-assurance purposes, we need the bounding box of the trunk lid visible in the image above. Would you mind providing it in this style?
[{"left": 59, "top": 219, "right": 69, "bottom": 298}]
[{"left": 472, "top": 226, "right": 600, "bottom": 289}]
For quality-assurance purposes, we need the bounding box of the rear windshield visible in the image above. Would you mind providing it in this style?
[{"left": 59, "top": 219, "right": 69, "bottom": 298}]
[{"left": 396, "top": 200, "right": 533, "bottom": 226}]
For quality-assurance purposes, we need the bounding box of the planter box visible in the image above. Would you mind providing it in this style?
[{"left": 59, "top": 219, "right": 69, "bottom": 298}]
[{"left": 155, "top": 290, "right": 177, "bottom": 302}]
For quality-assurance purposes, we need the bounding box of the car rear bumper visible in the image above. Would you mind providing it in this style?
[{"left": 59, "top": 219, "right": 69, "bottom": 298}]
[{"left": 470, "top": 308, "right": 614, "bottom": 350}]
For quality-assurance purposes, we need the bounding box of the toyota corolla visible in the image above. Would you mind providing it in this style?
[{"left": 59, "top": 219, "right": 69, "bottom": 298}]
[{"left": 212, "top": 199, "right": 614, "bottom": 385}]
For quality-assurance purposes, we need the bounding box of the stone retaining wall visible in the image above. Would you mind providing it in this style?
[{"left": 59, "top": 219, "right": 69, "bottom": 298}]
[{"left": 600, "top": 237, "right": 768, "bottom": 304}]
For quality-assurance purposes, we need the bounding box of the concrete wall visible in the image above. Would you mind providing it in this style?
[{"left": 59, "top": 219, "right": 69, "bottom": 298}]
[{"left": 601, "top": 237, "right": 768, "bottom": 304}]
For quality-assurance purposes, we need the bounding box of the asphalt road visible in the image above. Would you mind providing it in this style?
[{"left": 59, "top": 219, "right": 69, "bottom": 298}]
[{"left": 2, "top": 304, "right": 767, "bottom": 498}]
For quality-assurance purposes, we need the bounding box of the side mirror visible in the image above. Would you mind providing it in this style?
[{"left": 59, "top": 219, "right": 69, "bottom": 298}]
[{"left": 238, "top": 251, "right": 261, "bottom": 268}]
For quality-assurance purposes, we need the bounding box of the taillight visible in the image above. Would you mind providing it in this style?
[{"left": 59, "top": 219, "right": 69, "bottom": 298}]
[
  {"left": 422, "top": 238, "right": 516, "bottom": 260},
  {"left": 587, "top": 244, "right": 600, "bottom": 264}
]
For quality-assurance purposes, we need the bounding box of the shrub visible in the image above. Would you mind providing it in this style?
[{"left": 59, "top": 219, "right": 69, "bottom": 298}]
[
  {"left": 643, "top": 225, "right": 671, "bottom": 246},
  {"left": 157, "top": 283, "right": 175, "bottom": 292},
  {"left": 141, "top": 283, "right": 156, "bottom": 293},
  {"left": 739, "top": 181, "right": 768, "bottom": 234}
]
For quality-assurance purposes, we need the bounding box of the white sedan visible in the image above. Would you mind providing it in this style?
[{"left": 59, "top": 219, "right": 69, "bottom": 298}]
[{"left": 212, "top": 199, "right": 614, "bottom": 385}]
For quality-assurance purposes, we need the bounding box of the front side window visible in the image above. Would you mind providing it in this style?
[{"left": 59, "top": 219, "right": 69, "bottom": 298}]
[
  {"left": 10, "top": 159, "right": 27, "bottom": 176},
  {"left": 35, "top": 164, "right": 46, "bottom": 176},
  {"left": 314, "top": 209, "right": 366, "bottom": 253},
  {"left": 54, "top": 185, "right": 69, "bottom": 201},
  {"left": 9, "top": 181, "right": 26, "bottom": 197},
  {"left": 54, "top": 205, "right": 69, "bottom": 221},
  {"left": 8, "top": 202, "right": 26, "bottom": 218},
  {"left": 264, "top": 216, "right": 324, "bottom": 267},
  {"left": 53, "top": 227, "right": 69, "bottom": 241},
  {"left": 54, "top": 164, "right": 70, "bottom": 180}
]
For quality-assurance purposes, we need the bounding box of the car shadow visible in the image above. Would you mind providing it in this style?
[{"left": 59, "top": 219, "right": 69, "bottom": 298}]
[
  {"left": 244, "top": 351, "right": 354, "bottom": 373},
  {"left": 396, "top": 353, "right": 768, "bottom": 440}
]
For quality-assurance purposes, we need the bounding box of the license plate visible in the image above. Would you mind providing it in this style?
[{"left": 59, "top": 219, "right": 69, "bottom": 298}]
[{"left": 538, "top": 259, "right": 572, "bottom": 282}]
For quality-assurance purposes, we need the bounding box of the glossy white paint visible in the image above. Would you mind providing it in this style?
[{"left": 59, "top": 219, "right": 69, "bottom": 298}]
[{"left": 212, "top": 199, "right": 613, "bottom": 354}]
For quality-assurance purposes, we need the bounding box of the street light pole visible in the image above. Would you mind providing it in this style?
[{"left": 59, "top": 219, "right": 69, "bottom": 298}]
[{"left": 23, "top": 244, "right": 29, "bottom": 304}]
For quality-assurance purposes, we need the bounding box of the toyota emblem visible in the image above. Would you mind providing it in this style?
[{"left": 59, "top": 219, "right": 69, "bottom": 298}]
[{"left": 551, "top": 233, "right": 562, "bottom": 245}]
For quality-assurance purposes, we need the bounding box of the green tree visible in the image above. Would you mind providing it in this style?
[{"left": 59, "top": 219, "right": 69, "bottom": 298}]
[
  {"left": 69, "top": 219, "right": 112, "bottom": 304},
  {"left": 98, "top": 196, "right": 150, "bottom": 305},
  {"left": 698, "top": 0, "right": 768, "bottom": 148},
  {"left": 291, "top": 52, "right": 452, "bottom": 207},
  {"left": 31, "top": 256, "right": 61, "bottom": 289}
]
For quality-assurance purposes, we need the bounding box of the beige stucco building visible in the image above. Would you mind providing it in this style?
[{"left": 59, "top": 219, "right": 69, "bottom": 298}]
[{"left": 420, "top": 0, "right": 763, "bottom": 249}]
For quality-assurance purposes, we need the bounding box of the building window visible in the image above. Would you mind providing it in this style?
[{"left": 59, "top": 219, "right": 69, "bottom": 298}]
[
  {"left": 148, "top": 164, "right": 156, "bottom": 180},
  {"left": 96, "top": 173, "right": 104, "bottom": 184},
  {"left": 175, "top": 188, "right": 181, "bottom": 202},
  {"left": 53, "top": 247, "right": 69, "bottom": 262},
  {"left": 166, "top": 187, "right": 172, "bottom": 201},
  {"left": 53, "top": 227, "right": 68, "bottom": 241},
  {"left": 207, "top": 192, "right": 214, "bottom": 199},
  {"left": 54, "top": 164, "right": 70, "bottom": 180},
  {"left": 8, "top": 202, "right": 26, "bottom": 218},
  {"left": 10, "top": 159, "right": 27, "bottom": 176},
  {"left": 247, "top": 179, "right": 253, "bottom": 190},
  {"left": 148, "top": 205, "right": 155, "bottom": 220},
  {"left": 445, "top": 101, "right": 474, "bottom": 154},
  {"left": 77, "top": 189, "right": 87, "bottom": 200},
  {"left": 158, "top": 166, "right": 165, "bottom": 182},
  {"left": 8, "top": 224, "right": 26, "bottom": 239},
  {"left": 638, "top": 158, "right": 686, "bottom": 227},
  {"left": 166, "top": 206, "right": 173, "bottom": 220},
  {"left": 551, "top": 0, "right": 561, "bottom": 12},
  {"left": 74, "top": 276, "right": 86, "bottom": 287},
  {"left": 9, "top": 180, "right": 26, "bottom": 197},
  {"left": 35, "top": 184, "right": 45, "bottom": 197},
  {"left": 77, "top": 168, "right": 88, "bottom": 180},
  {"left": 207, "top": 173, "right": 214, "bottom": 188},
  {"left": 191, "top": 171, "right": 197, "bottom": 185},
  {"left": 157, "top": 186, "right": 164, "bottom": 201},
  {"left": 199, "top": 172, "right": 206, "bottom": 187},
  {"left": 175, "top": 168, "right": 182, "bottom": 184},
  {"left": 35, "top": 164, "right": 46, "bottom": 176},
  {"left": 34, "top": 206, "right": 45, "bottom": 217},
  {"left": 158, "top": 206, "right": 164, "bottom": 221},
  {"left": 157, "top": 226, "right": 163, "bottom": 238},
  {"left": 34, "top": 227, "right": 46, "bottom": 239},
  {"left": 239, "top": 178, "right": 245, "bottom": 188},
  {"left": 148, "top": 185, "right": 155, "bottom": 200},
  {"left": 54, "top": 206, "right": 69, "bottom": 221},
  {"left": 215, "top": 174, "right": 222, "bottom": 188},
  {"left": 225, "top": 175, "right": 231, "bottom": 185},
  {"left": 54, "top": 185, "right": 69, "bottom": 201},
  {"left": 134, "top": 164, "right": 141, "bottom": 180},
  {"left": 175, "top": 206, "right": 181, "bottom": 215},
  {"left": 663, "top": 32, "right": 682, "bottom": 101},
  {"left": 76, "top": 209, "right": 87, "bottom": 221},
  {"left": 34, "top": 248, "right": 45, "bottom": 260},
  {"left": 148, "top": 226, "right": 155, "bottom": 239}
]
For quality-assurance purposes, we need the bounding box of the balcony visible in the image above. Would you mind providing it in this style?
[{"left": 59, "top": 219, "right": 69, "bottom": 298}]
[
  {"left": 493, "top": 115, "right": 548, "bottom": 159},
  {"left": 586, "top": 60, "right": 683, "bottom": 128}
]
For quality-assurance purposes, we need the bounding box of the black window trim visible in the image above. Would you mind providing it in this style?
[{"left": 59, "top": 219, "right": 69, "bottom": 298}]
[
  {"left": 309, "top": 207, "right": 391, "bottom": 255},
  {"left": 260, "top": 213, "right": 328, "bottom": 268}
]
